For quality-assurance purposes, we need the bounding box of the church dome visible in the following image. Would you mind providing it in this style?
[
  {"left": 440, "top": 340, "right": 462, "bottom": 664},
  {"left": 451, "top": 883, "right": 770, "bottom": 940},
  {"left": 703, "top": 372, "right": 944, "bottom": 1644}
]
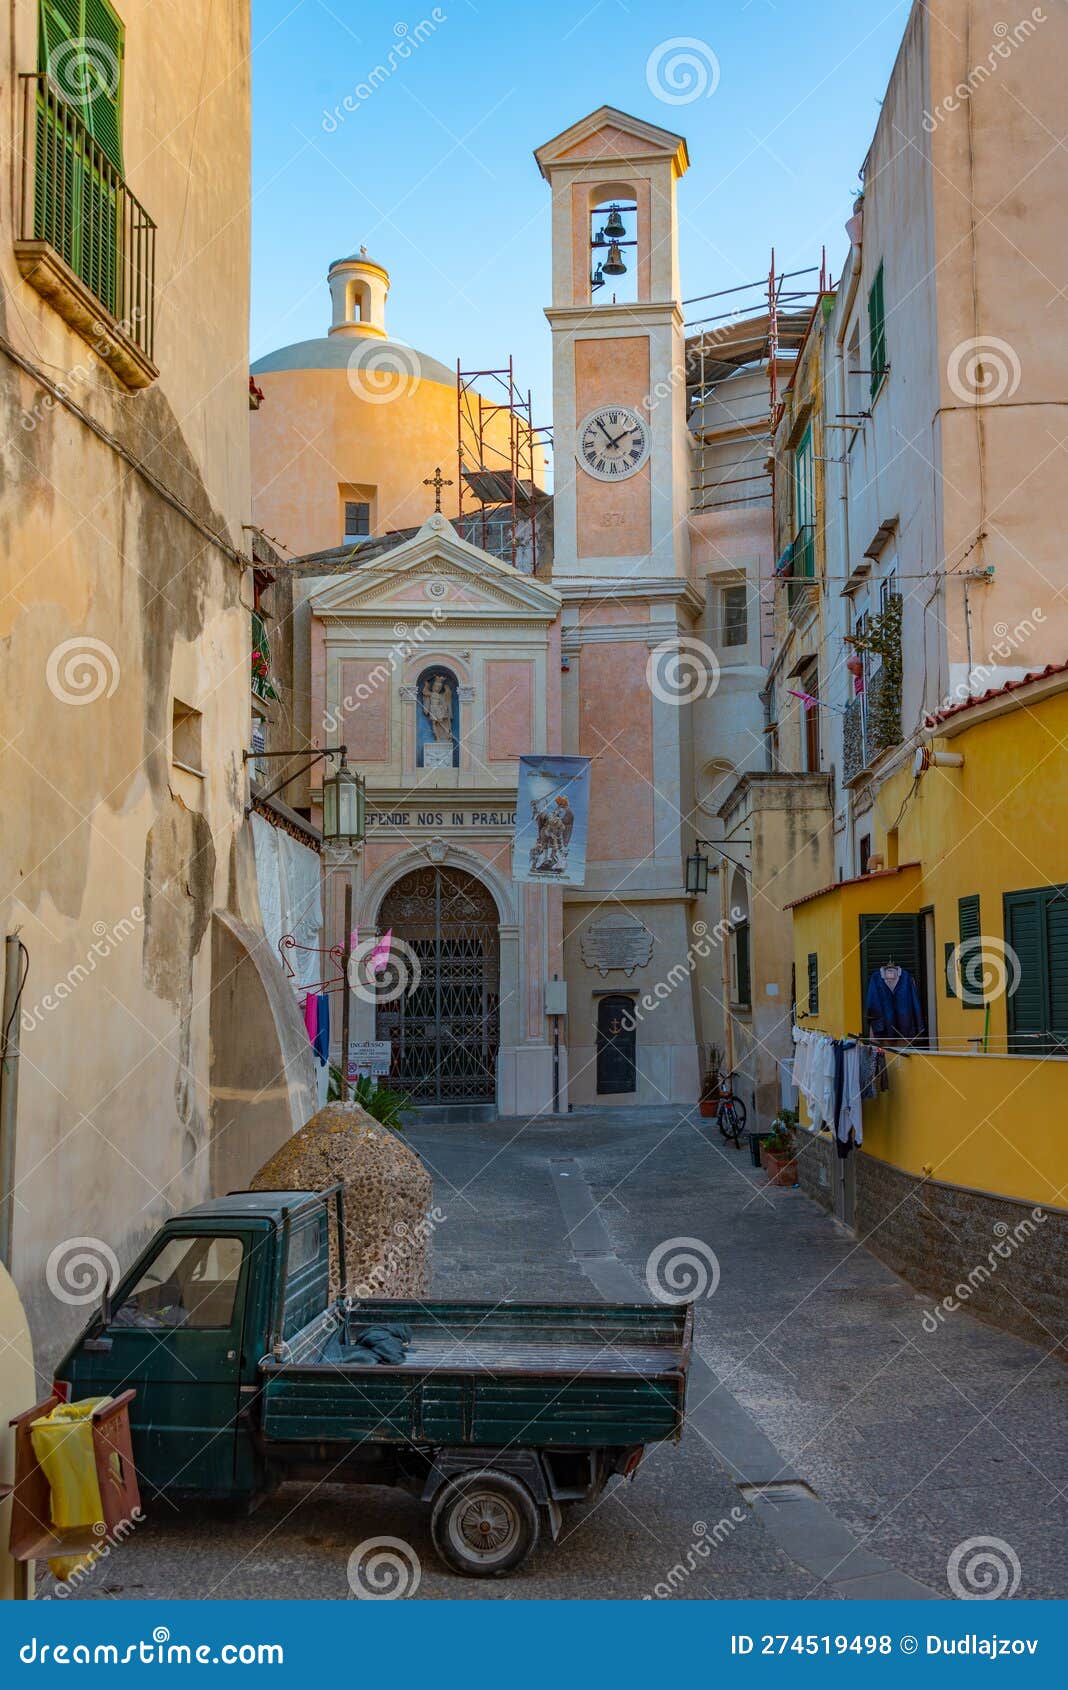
[
  {"left": 250, "top": 334, "right": 455, "bottom": 387},
  {"left": 252, "top": 247, "right": 453, "bottom": 385}
]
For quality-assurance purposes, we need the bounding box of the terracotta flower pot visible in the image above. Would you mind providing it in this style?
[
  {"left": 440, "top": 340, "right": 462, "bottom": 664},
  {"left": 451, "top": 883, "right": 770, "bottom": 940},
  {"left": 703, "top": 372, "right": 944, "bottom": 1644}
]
[
  {"left": 699, "top": 1099, "right": 717, "bottom": 1117},
  {"left": 761, "top": 1147, "right": 798, "bottom": 1186}
]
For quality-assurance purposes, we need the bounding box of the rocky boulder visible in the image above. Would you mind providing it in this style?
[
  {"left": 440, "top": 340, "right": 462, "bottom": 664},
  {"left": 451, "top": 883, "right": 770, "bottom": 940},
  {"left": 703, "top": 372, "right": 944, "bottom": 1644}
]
[{"left": 251, "top": 1102, "right": 433, "bottom": 1299}]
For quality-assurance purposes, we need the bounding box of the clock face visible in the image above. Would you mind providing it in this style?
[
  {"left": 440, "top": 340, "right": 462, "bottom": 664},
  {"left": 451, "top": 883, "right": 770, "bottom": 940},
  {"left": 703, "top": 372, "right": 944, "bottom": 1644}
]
[{"left": 577, "top": 406, "right": 651, "bottom": 481}]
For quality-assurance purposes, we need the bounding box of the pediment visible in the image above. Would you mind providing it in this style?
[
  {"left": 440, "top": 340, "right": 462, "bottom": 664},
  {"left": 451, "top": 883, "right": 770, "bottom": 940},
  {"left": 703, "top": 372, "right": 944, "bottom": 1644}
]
[
  {"left": 535, "top": 106, "right": 689, "bottom": 179},
  {"left": 310, "top": 514, "right": 561, "bottom": 623}
]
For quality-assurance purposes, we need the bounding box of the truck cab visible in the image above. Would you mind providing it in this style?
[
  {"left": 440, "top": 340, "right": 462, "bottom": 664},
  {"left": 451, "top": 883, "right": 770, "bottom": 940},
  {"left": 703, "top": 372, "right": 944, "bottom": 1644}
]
[{"left": 57, "top": 1190, "right": 335, "bottom": 1500}]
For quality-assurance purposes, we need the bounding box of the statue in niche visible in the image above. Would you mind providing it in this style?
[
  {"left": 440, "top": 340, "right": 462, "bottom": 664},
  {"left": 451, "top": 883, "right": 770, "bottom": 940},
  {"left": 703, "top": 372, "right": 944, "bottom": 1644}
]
[{"left": 421, "top": 674, "right": 454, "bottom": 745}]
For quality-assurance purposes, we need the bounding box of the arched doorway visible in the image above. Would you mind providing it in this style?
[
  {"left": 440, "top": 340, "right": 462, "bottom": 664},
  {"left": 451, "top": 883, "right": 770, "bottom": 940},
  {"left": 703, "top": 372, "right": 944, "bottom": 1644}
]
[{"left": 376, "top": 866, "right": 500, "bottom": 1105}]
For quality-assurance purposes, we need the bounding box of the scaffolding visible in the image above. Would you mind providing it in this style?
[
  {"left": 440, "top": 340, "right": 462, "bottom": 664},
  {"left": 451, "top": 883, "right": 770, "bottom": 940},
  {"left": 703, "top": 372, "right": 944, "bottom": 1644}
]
[
  {"left": 455, "top": 358, "right": 552, "bottom": 573},
  {"left": 684, "top": 249, "right": 829, "bottom": 517}
]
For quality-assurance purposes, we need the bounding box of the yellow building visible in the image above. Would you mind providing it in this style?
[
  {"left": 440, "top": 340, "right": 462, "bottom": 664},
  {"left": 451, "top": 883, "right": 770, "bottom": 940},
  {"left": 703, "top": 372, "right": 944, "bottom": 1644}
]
[
  {"left": 790, "top": 669, "right": 1068, "bottom": 1350},
  {"left": 0, "top": 0, "right": 314, "bottom": 1370}
]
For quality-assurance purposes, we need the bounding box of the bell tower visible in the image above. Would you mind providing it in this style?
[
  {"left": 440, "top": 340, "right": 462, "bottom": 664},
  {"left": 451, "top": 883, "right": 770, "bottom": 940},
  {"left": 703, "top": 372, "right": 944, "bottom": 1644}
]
[
  {"left": 534, "top": 107, "right": 691, "bottom": 581},
  {"left": 327, "top": 245, "right": 389, "bottom": 339},
  {"left": 534, "top": 109, "right": 701, "bottom": 1110}
]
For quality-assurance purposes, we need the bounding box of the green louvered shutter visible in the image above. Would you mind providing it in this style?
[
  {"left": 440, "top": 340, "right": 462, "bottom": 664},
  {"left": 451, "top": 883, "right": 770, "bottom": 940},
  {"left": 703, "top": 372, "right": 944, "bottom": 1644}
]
[
  {"left": 1046, "top": 887, "right": 1068, "bottom": 1043},
  {"left": 36, "top": 1, "right": 122, "bottom": 312},
  {"left": 36, "top": 1, "right": 82, "bottom": 269},
  {"left": 868, "top": 262, "right": 887, "bottom": 396},
  {"left": 81, "top": 0, "right": 125, "bottom": 171},
  {"left": 957, "top": 894, "right": 983, "bottom": 1008},
  {"left": 1004, "top": 891, "right": 1046, "bottom": 1053},
  {"left": 859, "top": 913, "right": 924, "bottom": 1035}
]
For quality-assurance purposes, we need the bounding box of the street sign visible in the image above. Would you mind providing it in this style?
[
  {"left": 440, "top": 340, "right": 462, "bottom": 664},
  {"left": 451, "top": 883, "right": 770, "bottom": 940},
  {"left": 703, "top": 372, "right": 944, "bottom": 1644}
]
[{"left": 347, "top": 1040, "right": 391, "bottom": 1081}]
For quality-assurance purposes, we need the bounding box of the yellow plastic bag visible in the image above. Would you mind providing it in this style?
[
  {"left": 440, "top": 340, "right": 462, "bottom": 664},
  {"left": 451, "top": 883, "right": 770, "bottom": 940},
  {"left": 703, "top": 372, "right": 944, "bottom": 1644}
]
[{"left": 30, "top": 1398, "right": 110, "bottom": 1531}]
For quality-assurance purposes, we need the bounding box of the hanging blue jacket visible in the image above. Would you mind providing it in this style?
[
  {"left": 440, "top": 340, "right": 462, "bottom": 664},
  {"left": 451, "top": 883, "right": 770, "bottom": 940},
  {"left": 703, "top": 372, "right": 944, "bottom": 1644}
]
[
  {"left": 314, "top": 993, "right": 331, "bottom": 1066},
  {"left": 865, "top": 967, "right": 924, "bottom": 1040}
]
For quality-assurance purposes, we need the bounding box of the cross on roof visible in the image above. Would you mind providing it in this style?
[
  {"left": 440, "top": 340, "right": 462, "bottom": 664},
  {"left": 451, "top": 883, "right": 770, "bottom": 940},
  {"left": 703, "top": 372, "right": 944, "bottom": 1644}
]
[{"left": 423, "top": 466, "right": 454, "bottom": 513}]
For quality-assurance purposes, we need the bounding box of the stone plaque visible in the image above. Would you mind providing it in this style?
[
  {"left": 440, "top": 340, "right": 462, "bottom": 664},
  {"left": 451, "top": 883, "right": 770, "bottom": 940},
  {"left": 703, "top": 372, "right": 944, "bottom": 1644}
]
[
  {"left": 422, "top": 743, "right": 454, "bottom": 769},
  {"left": 580, "top": 916, "right": 654, "bottom": 978}
]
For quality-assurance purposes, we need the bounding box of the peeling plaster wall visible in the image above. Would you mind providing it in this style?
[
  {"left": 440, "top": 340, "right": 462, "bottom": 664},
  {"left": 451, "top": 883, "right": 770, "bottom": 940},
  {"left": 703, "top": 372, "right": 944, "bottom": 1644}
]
[{"left": 0, "top": 0, "right": 267, "bottom": 1373}]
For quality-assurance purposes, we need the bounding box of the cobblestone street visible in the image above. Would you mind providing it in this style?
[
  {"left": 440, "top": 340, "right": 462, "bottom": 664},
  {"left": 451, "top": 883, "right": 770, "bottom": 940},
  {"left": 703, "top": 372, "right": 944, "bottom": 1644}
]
[{"left": 56, "top": 1111, "right": 1068, "bottom": 1602}]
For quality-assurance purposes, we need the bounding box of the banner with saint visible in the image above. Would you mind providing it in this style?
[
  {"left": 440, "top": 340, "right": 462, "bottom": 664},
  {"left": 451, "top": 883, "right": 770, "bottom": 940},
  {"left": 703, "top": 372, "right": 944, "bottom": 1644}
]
[{"left": 512, "top": 755, "right": 591, "bottom": 887}]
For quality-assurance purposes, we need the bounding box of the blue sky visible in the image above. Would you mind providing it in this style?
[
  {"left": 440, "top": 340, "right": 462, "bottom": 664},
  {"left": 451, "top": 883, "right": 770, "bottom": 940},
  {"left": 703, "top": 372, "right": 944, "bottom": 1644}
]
[{"left": 251, "top": 0, "right": 911, "bottom": 421}]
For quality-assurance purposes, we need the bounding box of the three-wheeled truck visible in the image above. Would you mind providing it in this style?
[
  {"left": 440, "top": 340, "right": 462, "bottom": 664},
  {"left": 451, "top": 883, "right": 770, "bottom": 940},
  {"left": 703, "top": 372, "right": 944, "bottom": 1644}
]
[{"left": 55, "top": 1186, "right": 692, "bottom": 1577}]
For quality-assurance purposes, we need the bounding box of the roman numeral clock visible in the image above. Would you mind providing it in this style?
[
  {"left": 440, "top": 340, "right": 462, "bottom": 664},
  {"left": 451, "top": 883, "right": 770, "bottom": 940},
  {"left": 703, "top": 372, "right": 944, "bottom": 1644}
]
[{"left": 578, "top": 405, "right": 651, "bottom": 480}]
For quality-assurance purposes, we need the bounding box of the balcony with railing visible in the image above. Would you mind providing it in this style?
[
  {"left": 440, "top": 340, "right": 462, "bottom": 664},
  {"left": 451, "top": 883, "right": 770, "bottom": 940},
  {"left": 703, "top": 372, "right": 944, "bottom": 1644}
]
[
  {"left": 15, "top": 73, "right": 157, "bottom": 389},
  {"left": 775, "top": 523, "right": 815, "bottom": 616}
]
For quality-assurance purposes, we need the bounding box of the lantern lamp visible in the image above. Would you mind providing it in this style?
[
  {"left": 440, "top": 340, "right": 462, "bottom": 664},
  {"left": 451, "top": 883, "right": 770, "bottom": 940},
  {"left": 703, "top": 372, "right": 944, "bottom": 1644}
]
[
  {"left": 322, "top": 751, "right": 366, "bottom": 847},
  {"left": 685, "top": 846, "right": 711, "bottom": 897}
]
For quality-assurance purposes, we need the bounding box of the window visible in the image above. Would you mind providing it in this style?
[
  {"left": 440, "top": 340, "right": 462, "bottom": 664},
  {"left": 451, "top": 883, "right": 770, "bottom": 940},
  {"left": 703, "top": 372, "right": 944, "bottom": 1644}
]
[
  {"left": 859, "top": 913, "right": 926, "bottom": 1039},
  {"left": 112, "top": 1235, "right": 244, "bottom": 1330},
  {"left": 251, "top": 609, "right": 277, "bottom": 701},
  {"left": 733, "top": 921, "right": 751, "bottom": 1009},
  {"left": 799, "top": 664, "right": 820, "bottom": 772},
  {"left": 957, "top": 894, "right": 982, "bottom": 1009},
  {"left": 1004, "top": 885, "right": 1068, "bottom": 1053},
  {"left": 879, "top": 569, "right": 897, "bottom": 613},
  {"left": 859, "top": 833, "right": 872, "bottom": 876},
  {"left": 287, "top": 1216, "right": 323, "bottom": 1276},
  {"left": 807, "top": 952, "right": 819, "bottom": 1015},
  {"left": 171, "top": 699, "right": 203, "bottom": 775},
  {"left": 344, "top": 501, "right": 371, "bottom": 542},
  {"left": 721, "top": 583, "right": 748, "bottom": 648},
  {"left": 846, "top": 318, "right": 863, "bottom": 423},
  {"left": 867, "top": 262, "right": 888, "bottom": 396}
]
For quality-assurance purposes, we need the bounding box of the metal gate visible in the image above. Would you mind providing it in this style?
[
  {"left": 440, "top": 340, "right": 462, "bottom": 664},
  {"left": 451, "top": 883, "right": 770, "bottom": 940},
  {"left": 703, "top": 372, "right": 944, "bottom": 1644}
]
[{"left": 375, "top": 867, "right": 500, "bottom": 1104}]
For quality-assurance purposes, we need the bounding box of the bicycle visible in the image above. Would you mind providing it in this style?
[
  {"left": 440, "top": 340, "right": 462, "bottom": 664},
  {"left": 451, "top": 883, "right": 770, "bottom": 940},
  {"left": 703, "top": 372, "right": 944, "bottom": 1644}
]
[{"left": 714, "top": 1072, "right": 747, "bottom": 1147}]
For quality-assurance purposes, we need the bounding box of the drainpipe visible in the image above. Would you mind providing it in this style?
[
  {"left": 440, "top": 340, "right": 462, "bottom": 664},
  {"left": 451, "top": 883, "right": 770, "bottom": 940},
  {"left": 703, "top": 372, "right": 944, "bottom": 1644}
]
[{"left": 0, "top": 933, "right": 27, "bottom": 1271}]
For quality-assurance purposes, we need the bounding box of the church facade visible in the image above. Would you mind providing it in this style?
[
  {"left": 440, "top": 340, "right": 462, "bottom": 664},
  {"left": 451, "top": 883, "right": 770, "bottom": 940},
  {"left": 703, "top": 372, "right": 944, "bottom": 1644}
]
[{"left": 255, "top": 107, "right": 767, "bottom": 1120}]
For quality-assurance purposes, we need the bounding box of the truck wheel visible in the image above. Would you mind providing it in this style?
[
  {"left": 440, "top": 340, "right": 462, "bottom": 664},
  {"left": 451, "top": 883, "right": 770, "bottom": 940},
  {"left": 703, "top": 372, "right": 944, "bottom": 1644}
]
[{"left": 430, "top": 1471, "right": 539, "bottom": 1577}]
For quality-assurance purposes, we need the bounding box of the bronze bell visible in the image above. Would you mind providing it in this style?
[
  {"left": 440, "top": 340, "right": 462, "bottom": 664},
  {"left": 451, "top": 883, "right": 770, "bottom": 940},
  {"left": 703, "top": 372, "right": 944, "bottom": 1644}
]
[
  {"left": 603, "top": 204, "right": 626, "bottom": 239},
  {"left": 603, "top": 241, "right": 627, "bottom": 277}
]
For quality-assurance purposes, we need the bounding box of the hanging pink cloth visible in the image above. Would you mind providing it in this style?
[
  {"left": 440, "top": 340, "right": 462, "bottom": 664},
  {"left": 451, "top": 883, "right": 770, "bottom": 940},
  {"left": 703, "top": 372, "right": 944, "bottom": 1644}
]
[
  {"left": 370, "top": 929, "right": 392, "bottom": 976},
  {"left": 303, "top": 993, "right": 318, "bottom": 1042}
]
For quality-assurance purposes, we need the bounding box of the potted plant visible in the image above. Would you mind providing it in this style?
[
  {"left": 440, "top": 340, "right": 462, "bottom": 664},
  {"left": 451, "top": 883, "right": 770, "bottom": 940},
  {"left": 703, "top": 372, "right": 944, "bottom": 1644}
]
[
  {"left": 761, "top": 1108, "right": 799, "bottom": 1185},
  {"left": 698, "top": 1045, "right": 722, "bottom": 1117}
]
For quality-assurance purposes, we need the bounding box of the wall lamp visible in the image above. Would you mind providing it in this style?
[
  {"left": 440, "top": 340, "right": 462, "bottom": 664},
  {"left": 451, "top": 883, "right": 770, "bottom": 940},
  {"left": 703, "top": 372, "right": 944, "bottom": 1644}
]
[{"left": 244, "top": 744, "right": 366, "bottom": 846}]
